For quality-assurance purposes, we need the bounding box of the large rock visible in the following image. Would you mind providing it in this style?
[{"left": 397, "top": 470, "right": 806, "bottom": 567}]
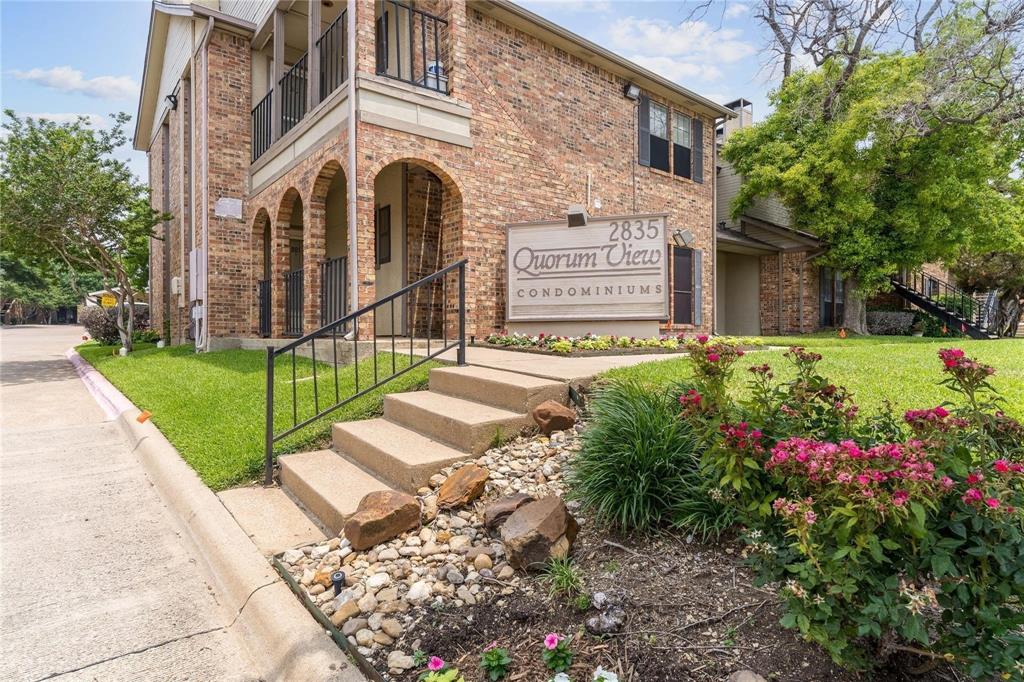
[
  {"left": 500, "top": 496, "right": 578, "bottom": 571},
  {"left": 531, "top": 400, "right": 577, "bottom": 435},
  {"left": 437, "top": 465, "right": 489, "bottom": 508},
  {"left": 727, "top": 672, "right": 767, "bottom": 682},
  {"left": 343, "top": 490, "right": 420, "bottom": 550},
  {"left": 483, "top": 493, "right": 535, "bottom": 529}
]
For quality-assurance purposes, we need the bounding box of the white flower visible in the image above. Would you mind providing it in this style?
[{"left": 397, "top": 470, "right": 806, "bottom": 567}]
[
  {"left": 551, "top": 674, "right": 572, "bottom": 682},
  {"left": 593, "top": 668, "right": 619, "bottom": 682}
]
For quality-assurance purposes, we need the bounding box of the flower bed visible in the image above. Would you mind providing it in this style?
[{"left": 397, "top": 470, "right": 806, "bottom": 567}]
[{"left": 482, "top": 332, "right": 761, "bottom": 355}]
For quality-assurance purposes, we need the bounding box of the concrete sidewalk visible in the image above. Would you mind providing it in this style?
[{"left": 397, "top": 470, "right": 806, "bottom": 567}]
[{"left": 0, "top": 325, "right": 257, "bottom": 681}]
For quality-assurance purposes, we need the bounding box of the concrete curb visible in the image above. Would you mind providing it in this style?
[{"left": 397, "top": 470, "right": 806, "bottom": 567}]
[{"left": 67, "top": 349, "right": 365, "bottom": 682}]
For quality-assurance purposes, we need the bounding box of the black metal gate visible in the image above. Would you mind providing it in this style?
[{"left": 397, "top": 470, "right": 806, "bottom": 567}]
[
  {"left": 319, "top": 256, "right": 347, "bottom": 327},
  {"left": 284, "top": 269, "right": 304, "bottom": 337},
  {"left": 258, "top": 279, "right": 271, "bottom": 338}
]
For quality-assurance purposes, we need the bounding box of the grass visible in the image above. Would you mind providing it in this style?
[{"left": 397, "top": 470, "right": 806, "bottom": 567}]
[
  {"left": 539, "top": 556, "right": 584, "bottom": 598},
  {"left": 77, "top": 343, "right": 440, "bottom": 490},
  {"left": 603, "top": 335, "right": 1024, "bottom": 419}
]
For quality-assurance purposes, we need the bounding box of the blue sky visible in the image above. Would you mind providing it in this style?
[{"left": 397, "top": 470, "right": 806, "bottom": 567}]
[{"left": 1, "top": 0, "right": 779, "bottom": 182}]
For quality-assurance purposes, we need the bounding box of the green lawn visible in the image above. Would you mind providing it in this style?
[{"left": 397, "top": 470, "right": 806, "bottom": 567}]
[
  {"left": 603, "top": 335, "right": 1024, "bottom": 419},
  {"left": 77, "top": 343, "right": 440, "bottom": 490}
]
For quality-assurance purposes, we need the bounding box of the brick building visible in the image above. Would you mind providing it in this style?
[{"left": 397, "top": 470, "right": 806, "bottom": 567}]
[{"left": 135, "top": 0, "right": 812, "bottom": 349}]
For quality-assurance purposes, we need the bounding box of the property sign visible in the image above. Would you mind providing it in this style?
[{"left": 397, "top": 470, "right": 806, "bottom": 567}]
[
  {"left": 506, "top": 214, "right": 669, "bottom": 322},
  {"left": 100, "top": 294, "right": 116, "bottom": 308}
]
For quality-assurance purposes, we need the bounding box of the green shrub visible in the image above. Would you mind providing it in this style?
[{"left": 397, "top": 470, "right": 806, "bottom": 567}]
[
  {"left": 567, "top": 378, "right": 732, "bottom": 536},
  {"left": 919, "top": 295, "right": 974, "bottom": 338}
]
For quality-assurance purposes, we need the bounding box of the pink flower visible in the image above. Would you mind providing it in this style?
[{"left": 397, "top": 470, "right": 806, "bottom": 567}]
[
  {"left": 428, "top": 656, "right": 445, "bottom": 671},
  {"left": 544, "top": 633, "right": 561, "bottom": 650},
  {"left": 706, "top": 353, "right": 720, "bottom": 362},
  {"left": 696, "top": 335, "right": 709, "bottom": 344},
  {"left": 962, "top": 488, "right": 983, "bottom": 504},
  {"left": 967, "top": 471, "right": 984, "bottom": 485},
  {"left": 484, "top": 641, "right": 499, "bottom": 652},
  {"left": 993, "top": 460, "right": 1011, "bottom": 474},
  {"left": 940, "top": 476, "right": 954, "bottom": 489},
  {"left": 804, "top": 510, "right": 817, "bottom": 525},
  {"left": 985, "top": 497, "right": 1001, "bottom": 509},
  {"left": 891, "top": 490, "right": 910, "bottom": 506}
]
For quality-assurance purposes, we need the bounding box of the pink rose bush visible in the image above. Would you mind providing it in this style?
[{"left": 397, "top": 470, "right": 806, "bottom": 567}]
[{"left": 677, "top": 345, "right": 1024, "bottom": 678}]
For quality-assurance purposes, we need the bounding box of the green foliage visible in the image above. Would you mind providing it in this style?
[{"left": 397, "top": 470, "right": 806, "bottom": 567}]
[
  {"left": 539, "top": 557, "right": 583, "bottom": 598},
  {"left": 722, "top": 47, "right": 1024, "bottom": 297},
  {"left": 690, "top": 346, "right": 1024, "bottom": 679},
  {"left": 80, "top": 306, "right": 150, "bottom": 346},
  {"left": 0, "top": 252, "right": 103, "bottom": 317},
  {"left": 0, "top": 111, "right": 162, "bottom": 349},
  {"left": 479, "top": 645, "right": 512, "bottom": 681},
  {"left": 420, "top": 668, "right": 464, "bottom": 682},
  {"left": 566, "top": 377, "right": 732, "bottom": 536}
]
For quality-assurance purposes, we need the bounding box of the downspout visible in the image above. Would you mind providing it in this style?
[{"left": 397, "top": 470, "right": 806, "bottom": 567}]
[
  {"left": 346, "top": 0, "right": 358, "bottom": 319},
  {"left": 197, "top": 16, "right": 215, "bottom": 351},
  {"left": 777, "top": 252, "right": 784, "bottom": 335},
  {"left": 711, "top": 116, "right": 720, "bottom": 335}
]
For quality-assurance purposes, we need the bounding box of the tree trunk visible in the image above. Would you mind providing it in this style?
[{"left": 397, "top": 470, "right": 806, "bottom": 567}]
[
  {"left": 841, "top": 276, "right": 869, "bottom": 335},
  {"left": 993, "top": 289, "right": 1023, "bottom": 337},
  {"left": 125, "top": 290, "right": 136, "bottom": 352},
  {"left": 114, "top": 290, "right": 131, "bottom": 352}
]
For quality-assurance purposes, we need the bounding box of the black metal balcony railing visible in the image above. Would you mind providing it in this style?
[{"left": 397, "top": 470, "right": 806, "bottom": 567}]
[
  {"left": 892, "top": 268, "right": 1001, "bottom": 339},
  {"left": 284, "top": 268, "right": 304, "bottom": 337},
  {"left": 258, "top": 279, "right": 271, "bottom": 338},
  {"left": 280, "top": 54, "right": 308, "bottom": 136},
  {"left": 317, "top": 9, "right": 348, "bottom": 105},
  {"left": 376, "top": 0, "right": 449, "bottom": 94},
  {"left": 319, "top": 256, "right": 348, "bottom": 327},
  {"left": 251, "top": 90, "right": 273, "bottom": 162}
]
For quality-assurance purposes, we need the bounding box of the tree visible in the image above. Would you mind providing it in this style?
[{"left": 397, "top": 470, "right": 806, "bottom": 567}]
[
  {"left": 713, "top": 0, "right": 1024, "bottom": 333},
  {"left": 949, "top": 248, "right": 1024, "bottom": 336},
  {"left": 0, "top": 112, "right": 161, "bottom": 350},
  {"left": 0, "top": 253, "right": 103, "bottom": 323}
]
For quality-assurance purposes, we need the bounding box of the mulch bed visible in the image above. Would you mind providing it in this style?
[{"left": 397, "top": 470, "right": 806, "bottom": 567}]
[
  {"left": 475, "top": 342, "right": 690, "bottom": 357},
  {"left": 391, "top": 523, "right": 956, "bottom": 682}
]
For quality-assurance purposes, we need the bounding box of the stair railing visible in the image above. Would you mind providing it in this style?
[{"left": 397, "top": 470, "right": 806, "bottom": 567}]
[
  {"left": 264, "top": 259, "right": 467, "bottom": 484},
  {"left": 892, "top": 268, "right": 1001, "bottom": 336}
]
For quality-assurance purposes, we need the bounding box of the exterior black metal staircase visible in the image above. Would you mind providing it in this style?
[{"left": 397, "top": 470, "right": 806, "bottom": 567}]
[{"left": 890, "top": 269, "right": 1000, "bottom": 340}]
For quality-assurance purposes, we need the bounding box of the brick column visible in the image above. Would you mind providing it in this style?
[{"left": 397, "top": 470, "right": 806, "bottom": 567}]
[
  {"left": 270, "top": 214, "right": 291, "bottom": 337},
  {"left": 303, "top": 198, "right": 327, "bottom": 332},
  {"left": 354, "top": 171, "right": 377, "bottom": 338}
]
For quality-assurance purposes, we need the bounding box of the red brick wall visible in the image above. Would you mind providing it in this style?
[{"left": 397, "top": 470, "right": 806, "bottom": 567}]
[{"left": 759, "top": 251, "right": 820, "bottom": 335}]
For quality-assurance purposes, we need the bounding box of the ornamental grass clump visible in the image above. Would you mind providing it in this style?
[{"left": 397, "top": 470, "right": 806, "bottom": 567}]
[
  {"left": 566, "top": 378, "right": 733, "bottom": 536},
  {"left": 687, "top": 347, "right": 1024, "bottom": 679}
]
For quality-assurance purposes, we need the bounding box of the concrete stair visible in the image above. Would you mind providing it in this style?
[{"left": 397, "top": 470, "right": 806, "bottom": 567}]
[{"left": 281, "top": 363, "right": 564, "bottom": 534}]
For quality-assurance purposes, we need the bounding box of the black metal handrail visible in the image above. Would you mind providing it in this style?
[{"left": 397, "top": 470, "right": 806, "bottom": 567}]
[
  {"left": 317, "top": 9, "right": 348, "bottom": 104},
  {"left": 376, "top": 0, "right": 449, "bottom": 94},
  {"left": 284, "top": 268, "right": 304, "bottom": 337},
  {"left": 258, "top": 279, "right": 271, "bottom": 338},
  {"left": 893, "top": 268, "right": 1000, "bottom": 335},
  {"left": 251, "top": 90, "right": 273, "bottom": 162},
  {"left": 264, "top": 259, "right": 468, "bottom": 483},
  {"left": 280, "top": 54, "right": 308, "bottom": 136}
]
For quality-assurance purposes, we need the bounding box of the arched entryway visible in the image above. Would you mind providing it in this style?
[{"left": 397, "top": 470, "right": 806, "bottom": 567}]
[
  {"left": 251, "top": 208, "right": 272, "bottom": 337},
  {"left": 308, "top": 161, "right": 348, "bottom": 330},
  {"left": 370, "top": 159, "right": 463, "bottom": 338}
]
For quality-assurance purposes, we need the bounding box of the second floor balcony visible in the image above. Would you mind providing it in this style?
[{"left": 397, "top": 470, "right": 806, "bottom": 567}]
[{"left": 252, "top": 1, "right": 450, "bottom": 165}]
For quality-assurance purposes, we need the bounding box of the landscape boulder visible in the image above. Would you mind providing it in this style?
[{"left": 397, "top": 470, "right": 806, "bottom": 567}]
[
  {"left": 437, "top": 464, "right": 489, "bottom": 508},
  {"left": 343, "top": 490, "right": 420, "bottom": 550},
  {"left": 483, "top": 493, "right": 535, "bottom": 529},
  {"left": 500, "top": 496, "right": 578, "bottom": 570},
  {"left": 531, "top": 400, "right": 577, "bottom": 435}
]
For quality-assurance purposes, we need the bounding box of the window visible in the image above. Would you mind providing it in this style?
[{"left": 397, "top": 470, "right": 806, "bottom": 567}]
[
  {"left": 375, "top": 205, "right": 391, "bottom": 267},
  {"left": 673, "top": 113, "right": 691, "bottom": 179},
  {"left": 673, "top": 246, "right": 694, "bottom": 324},
  {"left": 819, "top": 267, "right": 845, "bottom": 327},
  {"left": 638, "top": 96, "right": 670, "bottom": 172}
]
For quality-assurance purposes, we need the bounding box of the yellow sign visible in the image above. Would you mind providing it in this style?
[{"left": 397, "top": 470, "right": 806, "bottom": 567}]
[{"left": 100, "top": 294, "right": 116, "bottom": 308}]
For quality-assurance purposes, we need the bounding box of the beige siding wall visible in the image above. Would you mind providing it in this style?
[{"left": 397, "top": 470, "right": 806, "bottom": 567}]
[
  {"left": 717, "top": 160, "right": 792, "bottom": 229},
  {"left": 150, "top": 16, "right": 199, "bottom": 141}
]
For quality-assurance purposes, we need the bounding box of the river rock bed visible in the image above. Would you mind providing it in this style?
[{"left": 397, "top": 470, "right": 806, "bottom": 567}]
[{"left": 277, "top": 427, "right": 579, "bottom": 677}]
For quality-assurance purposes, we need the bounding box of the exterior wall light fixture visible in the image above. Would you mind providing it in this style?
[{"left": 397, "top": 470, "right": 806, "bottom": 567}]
[
  {"left": 567, "top": 204, "right": 589, "bottom": 227},
  {"left": 165, "top": 93, "right": 178, "bottom": 110},
  {"left": 672, "top": 229, "right": 695, "bottom": 248},
  {"left": 623, "top": 82, "right": 640, "bottom": 100}
]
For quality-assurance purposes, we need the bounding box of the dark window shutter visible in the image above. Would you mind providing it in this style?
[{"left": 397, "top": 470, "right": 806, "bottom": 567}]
[
  {"left": 672, "top": 246, "right": 694, "bottom": 324},
  {"left": 692, "top": 118, "right": 704, "bottom": 183},
  {"left": 694, "top": 249, "right": 703, "bottom": 325},
  {"left": 638, "top": 95, "right": 650, "bottom": 167},
  {"left": 673, "top": 144, "right": 692, "bottom": 179}
]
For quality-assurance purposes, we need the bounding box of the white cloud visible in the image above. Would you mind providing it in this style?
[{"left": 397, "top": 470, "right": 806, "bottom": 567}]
[
  {"left": 629, "top": 55, "right": 722, "bottom": 83},
  {"left": 11, "top": 66, "right": 137, "bottom": 100},
  {"left": 723, "top": 3, "right": 750, "bottom": 19},
  {"left": 608, "top": 17, "right": 757, "bottom": 64}
]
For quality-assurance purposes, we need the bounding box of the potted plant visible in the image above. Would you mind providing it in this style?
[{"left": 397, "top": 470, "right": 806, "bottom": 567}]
[{"left": 911, "top": 319, "right": 924, "bottom": 336}]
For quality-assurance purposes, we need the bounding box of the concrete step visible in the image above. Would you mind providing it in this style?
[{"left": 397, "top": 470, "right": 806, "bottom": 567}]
[
  {"left": 383, "top": 391, "right": 534, "bottom": 454},
  {"left": 332, "top": 418, "right": 469, "bottom": 493},
  {"left": 279, "top": 449, "right": 392, "bottom": 536},
  {"left": 428, "top": 365, "right": 567, "bottom": 413}
]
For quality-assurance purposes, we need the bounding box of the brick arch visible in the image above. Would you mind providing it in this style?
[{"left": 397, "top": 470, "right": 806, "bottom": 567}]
[
  {"left": 249, "top": 208, "right": 272, "bottom": 336},
  {"left": 368, "top": 156, "right": 466, "bottom": 338},
  {"left": 303, "top": 160, "right": 348, "bottom": 332}
]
